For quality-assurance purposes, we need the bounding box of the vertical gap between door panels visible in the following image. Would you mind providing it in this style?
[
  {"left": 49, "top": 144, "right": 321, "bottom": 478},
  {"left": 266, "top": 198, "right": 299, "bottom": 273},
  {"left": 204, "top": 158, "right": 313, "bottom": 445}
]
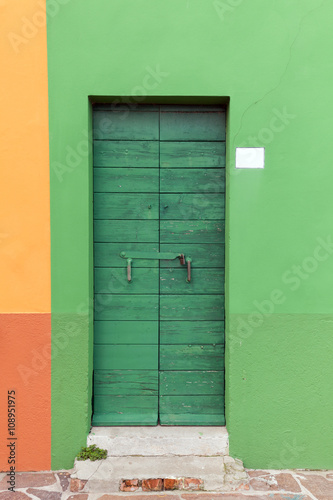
[
  {"left": 92, "top": 110, "right": 95, "bottom": 422},
  {"left": 158, "top": 105, "right": 161, "bottom": 424}
]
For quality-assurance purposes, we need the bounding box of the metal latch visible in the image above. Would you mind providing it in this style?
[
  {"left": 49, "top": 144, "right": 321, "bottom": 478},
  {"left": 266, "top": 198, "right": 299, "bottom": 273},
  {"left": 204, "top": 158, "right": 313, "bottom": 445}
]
[{"left": 120, "top": 251, "right": 191, "bottom": 283}]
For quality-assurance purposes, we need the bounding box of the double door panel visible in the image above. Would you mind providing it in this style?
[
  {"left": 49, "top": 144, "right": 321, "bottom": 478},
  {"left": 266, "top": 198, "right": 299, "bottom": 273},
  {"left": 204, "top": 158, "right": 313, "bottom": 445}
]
[{"left": 93, "top": 105, "right": 225, "bottom": 425}]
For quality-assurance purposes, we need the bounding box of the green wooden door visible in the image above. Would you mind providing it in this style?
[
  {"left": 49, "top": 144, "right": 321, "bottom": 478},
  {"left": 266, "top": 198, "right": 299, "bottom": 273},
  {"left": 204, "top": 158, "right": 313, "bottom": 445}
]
[{"left": 93, "top": 105, "right": 225, "bottom": 426}]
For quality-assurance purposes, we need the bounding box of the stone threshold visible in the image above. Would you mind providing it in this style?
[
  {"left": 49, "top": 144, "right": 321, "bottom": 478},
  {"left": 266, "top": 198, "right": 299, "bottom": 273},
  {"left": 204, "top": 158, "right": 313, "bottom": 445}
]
[
  {"left": 71, "top": 455, "right": 247, "bottom": 492},
  {"left": 78, "top": 426, "right": 233, "bottom": 492},
  {"left": 88, "top": 426, "right": 229, "bottom": 457},
  {"left": 1, "top": 469, "right": 333, "bottom": 499}
]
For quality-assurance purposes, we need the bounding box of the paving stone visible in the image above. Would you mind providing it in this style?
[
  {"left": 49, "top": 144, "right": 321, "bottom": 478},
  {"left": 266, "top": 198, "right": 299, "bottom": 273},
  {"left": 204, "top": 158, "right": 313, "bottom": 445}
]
[
  {"left": 181, "top": 495, "right": 264, "bottom": 500},
  {"left": 97, "top": 496, "right": 176, "bottom": 500},
  {"left": 298, "top": 474, "right": 333, "bottom": 498},
  {"left": 247, "top": 470, "right": 269, "bottom": 478},
  {"left": 57, "top": 471, "right": 71, "bottom": 491},
  {"left": 248, "top": 471, "right": 301, "bottom": 493},
  {"left": 70, "top": 478, "right": 88, "bottom": 492},
  {"left": 26, "top": 489, "right": 61, "bottom": 500},
  {"left": 67, "top": 495, "right": 89, "bottom": 500},
  {"left": 263, "top": 496, "right": 311, "bottom": 500},
  {"left": 142, "top": 478, "right": 163, "bottom": 491},
  {"left": 0, "top": 473, "right": 56, "bottom": 490},
  {"left": 326, "top": 474, "right": 333, "bottom": 480},
  {"left": 0, "top": 493, "right": 32, "bottom": 500},
  {"left": 275, "top": 473, "right": 303, "bottom": 492},
  {"left": 181, "top": 495, "right": 309, "bottom": 500},
  {"left": 249, "top": 472, "right": 301, "bottom": 492}
]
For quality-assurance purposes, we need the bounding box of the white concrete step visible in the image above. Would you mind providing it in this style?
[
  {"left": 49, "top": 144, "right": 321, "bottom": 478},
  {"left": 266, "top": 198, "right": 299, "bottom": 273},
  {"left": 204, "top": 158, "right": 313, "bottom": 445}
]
[
  {"left": 88, "top": 426, "right": 229, "bottom": 457},
  {"left": 73, "top": 455, "right": 227, "bottom": 492}
]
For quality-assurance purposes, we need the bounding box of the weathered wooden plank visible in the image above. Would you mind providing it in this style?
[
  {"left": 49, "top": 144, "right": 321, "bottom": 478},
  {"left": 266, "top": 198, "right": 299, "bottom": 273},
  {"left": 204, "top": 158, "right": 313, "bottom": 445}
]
[
  {"left": 160, "top": 371, "right": 224, "bottom": 396},
  {"left": 160, "top": 194, "right": 225, "bottom": 220},
  {"left": 160, "top": 112, "right": 226, "bottom": 141},
  {"left": 160, "top": 142, "right": 225, "bottom": 168},
  {"left": 94, "top": 321, "right": 158, "bottom": 345},
  {"left": 160, "top": 321, "right": 224, "bottom": 345},
  {"left": 92, "top": 412, "right": 158, "bottom": 426},
  {"left": 94, "top": 294, "right": 158, "bottom": 320},
  {"left": 160, "top": 221, "right": 224, "bottom": 244},
  {"left": 94, "top": 221, "right": 159, "bottom": 243},
  {"left": 160, "top": 345, "right": 224, "bottom": 370},
  {"left": 160, "top": 295, "right": 224, "bottom": 320},
  {"left": 160, "top": 268, "right": 224, "bottom": 295},
  {"left": 92, "top": 105, "right": 227, "bottom": 427},
  {"left": 94, "top": 345, "right": 158, "bottom": 370},
  {"left": 95, "top": 268, "right": 159, "bottom": 294},
  {"left": 160, "top": 168, "right": 225, "bottom": 193},
  {"left": 160, "top": 244, "right": 224, "bottom": 268},
  {"left": 94, "top": 193, "right": 159, "bottom": 220},
  {"left": 94, "top": 370, "right": 158, "bottom": 395},
  {"left": 94, "top": 168, "right": 159, "bottom": 193},
  {"left": 93, "top": 110, "right": 159, "bottom": 140},
  {"left": 159, "top": 395, "right": 225, "bottom": 414},
  {"left": 94, "top": 243, "right": 159, "bottom": 267},
  {"left": 94, "top": 140, "right": 159, "bottom": 167},
  {"left": 159, "top": 413, "right": 225, "bottom": 425},
  {"left": 93, "top": 395, "right": 158, "bottom": 425}
]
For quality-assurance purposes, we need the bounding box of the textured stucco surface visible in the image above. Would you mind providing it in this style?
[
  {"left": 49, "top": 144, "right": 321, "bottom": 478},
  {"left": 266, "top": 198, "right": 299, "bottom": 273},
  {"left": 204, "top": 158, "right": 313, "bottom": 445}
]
[
  {"left": 0, "top": 314, "right": 51, "bottom": 471},
  {"left": 0, "top": 0, "right": 51, "bottom": 471},
  {"left": 46, "top": 0, "right": 333, "bottom": 469}
]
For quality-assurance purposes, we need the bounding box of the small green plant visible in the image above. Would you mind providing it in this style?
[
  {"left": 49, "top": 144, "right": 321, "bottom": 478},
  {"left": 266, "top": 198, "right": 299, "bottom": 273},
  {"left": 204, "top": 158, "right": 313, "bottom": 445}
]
[{"left": 76, "top": 444, "right": 107, "bottom": 461}]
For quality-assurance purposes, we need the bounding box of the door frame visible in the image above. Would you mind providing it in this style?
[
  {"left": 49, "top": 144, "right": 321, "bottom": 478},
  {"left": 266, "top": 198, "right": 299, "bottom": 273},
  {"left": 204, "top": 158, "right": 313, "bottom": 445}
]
[{"left": 88, "top": 95, "right": 231, "bottom": 426}]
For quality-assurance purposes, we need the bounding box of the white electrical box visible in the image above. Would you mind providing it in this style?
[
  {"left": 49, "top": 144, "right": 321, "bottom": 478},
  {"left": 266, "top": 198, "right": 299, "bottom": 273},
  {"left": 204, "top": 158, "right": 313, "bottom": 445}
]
[{"left": 235, "top": 147, "right": 265, "bottom": 169}]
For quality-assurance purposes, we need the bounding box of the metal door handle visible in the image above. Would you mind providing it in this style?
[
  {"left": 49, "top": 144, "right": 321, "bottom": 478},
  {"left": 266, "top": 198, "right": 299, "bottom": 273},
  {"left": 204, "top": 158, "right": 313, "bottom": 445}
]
[
  {"left": 120, "top": 251, "right": 183, "bottom": 261},
  {"left": 186, "top": 257, "right": 192, "bottom": 283},
  {"left": 120, "top": 251, "right": 190, "bottom": 283},
  {"left": 127, "top": 259, "right": 132, "bottom": 282}
]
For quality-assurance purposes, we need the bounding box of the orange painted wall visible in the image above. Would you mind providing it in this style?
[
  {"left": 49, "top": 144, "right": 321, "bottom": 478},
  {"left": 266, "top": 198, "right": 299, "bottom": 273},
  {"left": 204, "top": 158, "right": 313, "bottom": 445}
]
[
  {"left": 0, "top": 314, "right": 51, "bottom": 471},
  {"left": 0, "top": 0, "right": 50, "bottom": 313},
  {"left": 0, "top": 0, "right": 51, "bottom": 471}
]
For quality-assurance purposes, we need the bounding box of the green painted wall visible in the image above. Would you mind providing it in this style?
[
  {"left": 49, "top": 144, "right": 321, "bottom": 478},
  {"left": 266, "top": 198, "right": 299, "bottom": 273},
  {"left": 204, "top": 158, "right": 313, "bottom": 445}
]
[{"left": 47, "top": 0, "right": 333, "bottom": 469}]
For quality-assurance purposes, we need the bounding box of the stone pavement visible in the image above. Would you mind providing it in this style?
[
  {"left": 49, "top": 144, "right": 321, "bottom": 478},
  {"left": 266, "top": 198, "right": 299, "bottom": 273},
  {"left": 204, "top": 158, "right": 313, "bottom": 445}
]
[{"left": 0, "top": 467, "right": 333, "bottom": 499}]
